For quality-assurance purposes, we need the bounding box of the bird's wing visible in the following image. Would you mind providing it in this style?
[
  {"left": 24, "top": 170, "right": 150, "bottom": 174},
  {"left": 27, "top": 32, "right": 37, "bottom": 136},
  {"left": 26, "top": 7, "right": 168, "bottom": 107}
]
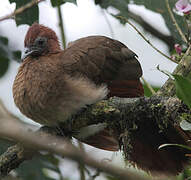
[
  {"left": 61, "top": 36, "right": 144, "bottom": 98},
  {"left": 59, "top": 36, "right": 144, "bottom": 151}
]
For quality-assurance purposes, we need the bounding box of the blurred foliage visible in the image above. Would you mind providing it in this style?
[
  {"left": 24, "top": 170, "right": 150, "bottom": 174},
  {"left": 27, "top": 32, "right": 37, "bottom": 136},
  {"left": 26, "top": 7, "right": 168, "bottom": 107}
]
[
  {"left": 94, "top": 0, "right": 187, "bottom": 44},
  {"left": 12, "top": 51, "right": 22, "bottom": 62},
  {"left": 0, "top": 0, "right": 191, "bottom": 180},
  {"left": 0, "top": 37, "right": 10, "bottom": 78},
  {"left": 0, "top": 36, "right": 21, "bottom": 78},
  {"left": 143, "top": 84, "right": 159, "bottom": 97},
  {"left": 16, "top": 154, "right": 59, "bottom": 180},
  {"left": 105, "top": 175, "right": 120, "bottom": 180},
  {"left": 177, "top": 168, "right": 191, "bottom": 180},
  {"left": 9, "top": 0, "right": 39, "bottom": 25},
  {"left": 173, "top": 75, "right": 191, "bottom": 109},
  {"left": 0, "top": 139, "right": 15, "bottom": 154},
  {"left": 0, "top": 138, "right": 63, "bottom": 180},
  {"left": 50, "top": 0, "right": 77, "bottom": 7}
]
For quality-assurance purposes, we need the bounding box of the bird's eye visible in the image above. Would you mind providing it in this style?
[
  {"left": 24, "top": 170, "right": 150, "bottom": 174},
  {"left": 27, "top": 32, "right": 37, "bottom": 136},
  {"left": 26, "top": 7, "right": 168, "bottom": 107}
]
[
  {"left": 38, "top": 39, "right": 44, "bottom": 45},
  {"left": 35, "top": 37, "right": 47, "bottom": 47}
]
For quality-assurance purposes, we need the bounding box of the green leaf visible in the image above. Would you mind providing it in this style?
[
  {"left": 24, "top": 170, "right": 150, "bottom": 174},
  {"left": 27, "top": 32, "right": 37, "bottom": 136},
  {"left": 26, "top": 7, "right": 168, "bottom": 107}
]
[
  {"left": 12, "top": 50, "right": 21, "bottom": 62},
  {"left": 132, "top": 0, "right": 186, "bottom": 43},
  {"left": 95, "top": 0, "right": 187, "bottom": 43},
  {"left": 0, "top": 36, "right": 8, "bottom": 46},
  {"left": 50, "top": 0, "right": 77, "bottom": 7},
  {"left": 180, "top": 119, "right": 191, "bottom": 131},
  {"left": 0, "top": 52, "right": 9, "bottom": 78},
  {"left": 9, "top": 0, "right": 39, "bottom": 25},
  {"left": 0, "top": 37, "right": 9, "bottom": 78},
  {"left": 16, "top": 154, "right": 60, "bottom": 180},
  {"left": 0, "top": 139, "right": 14, "bottom": 154},
  {"left": 173, "top": 75, "right": 191, "bottom": 109},
  {"left": 143, "top": 84, "right": 160, "bottom": 97},
  {"left": 159, "top": 143, "right": 191, "bottom": 151},
  {"left": 0, "top": 36, "right": 21, "bottom": 77},
  {"left": 97, "top": 0, "right": 130, "bottom": 24},
  {"left": 105, "top": 175, "right": 121, "bottom": 180}
]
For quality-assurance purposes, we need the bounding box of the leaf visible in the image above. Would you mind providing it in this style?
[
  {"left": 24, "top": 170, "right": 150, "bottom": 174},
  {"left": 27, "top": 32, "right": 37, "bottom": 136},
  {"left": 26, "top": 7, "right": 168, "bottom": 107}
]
[
  {"left": 143, "top": 84, "right": 160, "bottom": 97},
  {"left": 50, "top": 0, "right": 77, "bottom": 7},
  {"left": 97, "top": 0, "right": 130, "bottom": 24},
  {"left": 173, "top": 75, "right": 191, "bottom": 109},
  {"left": 16, "top": 154, "right": 60, "bottom": 180},
  {"left": 0, "top": 36, "right": 10, "bottom": 78},
  {"left": 12, "top": 50, "right": 21, "bottom": 62},
  {"left": 159, "top": 143, "right": 191, "bottom": 151},
  {"left": 0, "top": 50, "right": 9, "bottom": 78},
  {"left": 0, "top": 36, "right": 8, "bottom": 46},
  {"left": 95, "top": 0, "right": 187, "bottom": 43},
  {"left": 132, "top": 0, "right": 186, "bottom": 43},
  {"left": 0, "top": 139, "right": 14, "bottom": 154},
  {"left": 105, "top": 175, "right": 121, "bottom": 180},
  {"left": 9, "top": 0, "right": 39, "bottom": 25},
  {"left": 180, "top": 119, "right": 191, "bottom": 131}
]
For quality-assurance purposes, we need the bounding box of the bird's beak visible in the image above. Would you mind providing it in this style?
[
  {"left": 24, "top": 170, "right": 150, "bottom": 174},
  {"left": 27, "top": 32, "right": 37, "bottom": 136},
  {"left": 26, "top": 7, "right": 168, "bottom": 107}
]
[{"left": 21, "top": 47, "right": 33, "bottom": 61}]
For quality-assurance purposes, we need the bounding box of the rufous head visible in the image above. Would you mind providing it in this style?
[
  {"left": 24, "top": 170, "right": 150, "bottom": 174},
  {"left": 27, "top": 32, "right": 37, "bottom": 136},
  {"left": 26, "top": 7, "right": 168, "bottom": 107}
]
[{"left": 22, "top": 23, "right": 61, "bottom": 60}]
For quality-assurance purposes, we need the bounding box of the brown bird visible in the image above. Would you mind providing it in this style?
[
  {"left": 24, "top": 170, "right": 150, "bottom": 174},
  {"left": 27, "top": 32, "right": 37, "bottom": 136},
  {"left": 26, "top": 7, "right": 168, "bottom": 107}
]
[
  {"left": 13, "top": 23, "right": 143, "bottom": 150},
  {"left": 13, "top": 23, "right": 191, "bottom": 176}
]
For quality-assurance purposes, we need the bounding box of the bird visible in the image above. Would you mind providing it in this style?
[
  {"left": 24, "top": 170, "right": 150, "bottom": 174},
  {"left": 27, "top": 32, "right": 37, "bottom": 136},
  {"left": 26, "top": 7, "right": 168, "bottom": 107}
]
[
  {"left": 13, "top": 23, "right": 190, "bottom": 176},
  {"left": 13, "top": 23, "right": 143, "bottom": 151}
]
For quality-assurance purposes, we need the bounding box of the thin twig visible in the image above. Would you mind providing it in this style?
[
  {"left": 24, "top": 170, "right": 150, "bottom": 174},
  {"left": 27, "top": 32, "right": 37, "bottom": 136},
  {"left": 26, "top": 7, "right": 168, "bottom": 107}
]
[
  {"left": 0, "top": 0, "right": 44, "bottom": 22},
  {"left": 117, "top": 16, "right": 178, "bottom": 64},
  {"left": 57, "top": 2, "right": 66, "bottom": 49},
  {"left": 102, "top": 10, "right": 114, "bottom": 38},
  {"left": 157, "top": 44, "right": 191, "bottom": 96},
  {"left": 78, "top": 141, "right": 86, "bottom": 180},
  {"left": 180, "top": 43, "right": 191, "bottom": 63},
  {"left": 127, "top": 11, "right": 175, "bottom": 51},
  {"left": 0, "top": 119, "right": 152, "bottom": 180},
  {"left": 165, "top": 0, "right": 188, "bottom": 44},
  {"left": 141, "top": 77, "right": 156, "bottom": 95}
]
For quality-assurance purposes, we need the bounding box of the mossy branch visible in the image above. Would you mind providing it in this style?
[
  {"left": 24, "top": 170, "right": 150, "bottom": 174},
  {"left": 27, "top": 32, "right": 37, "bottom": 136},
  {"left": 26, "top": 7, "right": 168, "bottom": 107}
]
[
  {"left": 157, "top": 46, "right": 191, "bottom": 96},
  {"left": 0, "top": 96, "right": 191, "bottom": 177}
]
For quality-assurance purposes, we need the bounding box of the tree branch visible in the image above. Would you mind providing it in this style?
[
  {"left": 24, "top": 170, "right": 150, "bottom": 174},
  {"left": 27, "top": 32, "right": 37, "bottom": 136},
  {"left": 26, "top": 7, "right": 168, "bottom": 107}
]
[
  {"left": 127, "top": 11, "right": 175, "bottom": 51},
  {"left": 157, "top": 44, "right": 191, "bottom": 96},
  {"left": 165, "top": 0, "right": 188, "bottom": 44},
  {"left": 0, "top": 0, "right": 44, "bottom": 22},
  {"left": 116, "top": 16, "right": 178, "bottom": 64},
  {"left": 0, "top": 112, "right": 152, "bottom": 180},
  {"left": 57, "top": 1, "right": 66, "bottom": 49},
  {"left": 0, "top": 96, "right": 191, "bottom": 177}
]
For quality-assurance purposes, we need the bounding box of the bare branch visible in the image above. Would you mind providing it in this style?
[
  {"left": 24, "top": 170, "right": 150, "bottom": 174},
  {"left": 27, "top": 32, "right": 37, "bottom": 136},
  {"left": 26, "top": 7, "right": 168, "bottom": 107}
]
[
  {"left": 0, "top": 0, "right": 44, "bottom": 22},
  {"left": 0, "top": 114, "right": 152, "bottom": 180},
  {"left": 157, "top": 44, "right": 191, "bottom": 96},
  {"left": 57, "top": 2, "right": 66, "bottom": 49},
  {"left": 116, "top": 16, "right": 178, "bottom": 64},
  {"left": 0, "top": 96, "right": 190, "bottom": 178},
  {"left": 127, "top": 11, "right": 175, "bottom": 51},
  {"left": 165, "top": 0, "right": 188, "bottom": 44}
]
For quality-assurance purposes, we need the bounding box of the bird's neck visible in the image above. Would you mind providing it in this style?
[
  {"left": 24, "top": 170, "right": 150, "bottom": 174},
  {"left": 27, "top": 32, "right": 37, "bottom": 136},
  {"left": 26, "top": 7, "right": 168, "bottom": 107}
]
[{"left": 48, "top": 39, "right": 62, "bottom": 54}]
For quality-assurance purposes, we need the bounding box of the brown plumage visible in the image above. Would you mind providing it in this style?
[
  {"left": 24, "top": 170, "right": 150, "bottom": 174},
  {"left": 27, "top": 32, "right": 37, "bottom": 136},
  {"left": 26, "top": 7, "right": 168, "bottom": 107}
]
[
  {"left": 13, "top": 23, "right": 144, "bottom": 169},
  {"left": 13, "top": 23, "right": 143, "bottom": 134},
  {"left": 13, "top": 23, "right": 191, "bottom": 176}
]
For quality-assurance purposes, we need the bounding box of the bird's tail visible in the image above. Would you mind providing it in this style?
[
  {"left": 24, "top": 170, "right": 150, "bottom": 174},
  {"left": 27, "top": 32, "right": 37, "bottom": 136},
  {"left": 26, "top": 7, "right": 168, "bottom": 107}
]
[
  {"left": 107, "top": 80, "right": 144, "bottom": 98},
  {"left": 77, "top": 79, "right": 144, "bottom": 151}
]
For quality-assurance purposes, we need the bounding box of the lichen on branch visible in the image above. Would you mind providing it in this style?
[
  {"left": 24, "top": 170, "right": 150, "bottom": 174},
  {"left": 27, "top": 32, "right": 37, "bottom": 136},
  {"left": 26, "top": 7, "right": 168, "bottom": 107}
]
[{"left": 0, "top": 96, "right": 191, "bottom": 177}]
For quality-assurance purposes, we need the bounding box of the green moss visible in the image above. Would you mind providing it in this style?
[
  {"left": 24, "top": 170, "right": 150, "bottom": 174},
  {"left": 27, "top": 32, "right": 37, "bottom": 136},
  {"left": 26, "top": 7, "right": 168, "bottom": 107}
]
[{"left": 180, "top": 113, "right": 191, "bottom": 123}]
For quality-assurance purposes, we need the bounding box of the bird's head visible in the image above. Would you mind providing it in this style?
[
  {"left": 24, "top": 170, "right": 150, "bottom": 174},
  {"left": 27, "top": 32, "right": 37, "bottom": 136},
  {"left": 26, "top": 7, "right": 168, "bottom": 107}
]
[{"left": 22, "top": 23, "right": 61, "bottom": 61}]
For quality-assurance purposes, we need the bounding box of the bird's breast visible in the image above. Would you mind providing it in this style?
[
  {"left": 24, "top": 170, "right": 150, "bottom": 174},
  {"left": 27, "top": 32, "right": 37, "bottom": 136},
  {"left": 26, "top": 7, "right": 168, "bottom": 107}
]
[{"left": 12, "top": 60, "right": 64, "bottom": 125}]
